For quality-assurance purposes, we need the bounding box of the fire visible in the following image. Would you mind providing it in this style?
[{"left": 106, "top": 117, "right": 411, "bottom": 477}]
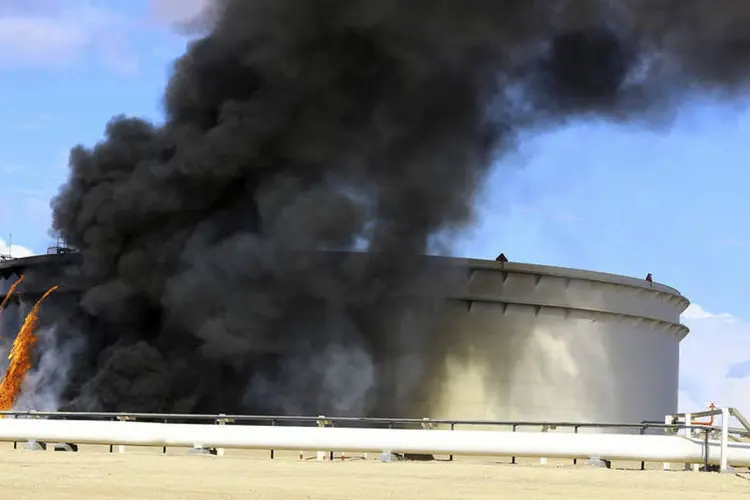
[
  {"left": 0, "top": 274, "right": 24, "bottom": 312},
  {"left": 0, "top": 285, "right": 59, "bottom": 411}
]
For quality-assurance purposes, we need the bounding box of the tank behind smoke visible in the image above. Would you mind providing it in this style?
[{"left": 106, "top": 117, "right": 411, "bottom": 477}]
[
  {"left": 1, "top": 254, "right": 690, "bottom": 424},
  {"left": 1, "top": 252, "right": 469, "bottom": 415}
]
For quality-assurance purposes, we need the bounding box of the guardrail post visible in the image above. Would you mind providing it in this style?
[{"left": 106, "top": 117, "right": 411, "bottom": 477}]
[
  {"left": 683, "top": 413, "right": 692, "bottom": 471},
  {"left": 511, "top": 424, "right": 517, "bottom": 464},
  {"left": 215, "top": 414, "right": 234, "bottom": 457},
  {"left": 703, "top": 427, "right": 710, "bottom": 472},
  {"left": 720, "top": 407, "right": 730, "bottom": 473},
  {"left": 271, "top": 420, "right": 276, "bottom": 459},
  {"left": 116, "top": 415, "right": 134, "bottom": 453},
  {"left": 316, "top": 415, "right": 331, "bottom": 461},
  {"left": 449, "top": 423, "right": 455, "bottom": 462},
  {"left": 539, "top": 425, "right": 549, "bottom": 465},
  {"left": 162, "top": 419, "right": 168, "bottom": 454},
  {"left": 539, "top": 425, "right": 556, "bottom": 465},
  {"left": 573, "top": 426, "right": 579, "bottom": 465},
  {"left": 23, "top": 414, "right": 47, "bottom": 451},
  {"left": 419, "top": 417, "right": 436, "bottom": 461},
  {"left": 330, "top": 418, "right": 335, "bottom": 462},
  {"left": 662, "top": 415, "right": 672, "bottom": 471},
  {"left": 639, "top": 426, "right": 646, "bottom": 470}
]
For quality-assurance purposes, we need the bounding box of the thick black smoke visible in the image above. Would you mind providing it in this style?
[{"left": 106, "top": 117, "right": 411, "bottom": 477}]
[{"left": 49, "top": 0, "right": 750, "bottom": 414}]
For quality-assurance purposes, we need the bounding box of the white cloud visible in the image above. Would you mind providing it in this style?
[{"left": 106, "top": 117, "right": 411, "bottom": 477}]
[
  {"left": 0, "top": 238, "right": 34, "bottom": 259},
  {"left": 0, "top": 2, "right": 137, "bottom": 72},
  {"left": 682, "top": 303, "right": 734, "bottom": 321},
  {"left": 679, "top": 303, "right": 750, "bottom": 414}
]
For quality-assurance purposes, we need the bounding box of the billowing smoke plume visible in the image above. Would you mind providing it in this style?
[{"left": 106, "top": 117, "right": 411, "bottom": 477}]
[
  {"left": 13, "top": 324, "right": 85, "bottom": 412},
  {"left": 48, "top": 0, "right": 750, "bottom": 414}
]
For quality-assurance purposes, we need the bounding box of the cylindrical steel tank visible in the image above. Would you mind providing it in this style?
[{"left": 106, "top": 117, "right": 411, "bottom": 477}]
[
  {"left": 414, "top": 259, "right": 689, "bottom": 425},
  {"left": 0, "top": 254, "right": 689, "bottom": 424}
]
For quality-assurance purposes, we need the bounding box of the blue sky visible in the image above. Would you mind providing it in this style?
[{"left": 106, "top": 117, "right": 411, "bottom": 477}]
[{"left": 1, "top": 1, "right": 748, "bottom": 413}]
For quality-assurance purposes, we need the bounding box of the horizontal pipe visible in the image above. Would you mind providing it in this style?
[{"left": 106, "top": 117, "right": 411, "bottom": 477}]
[
  {"left": 731, "top": 409, "right": 750, "bottom": 433},
  {"left": 676, "top": 410, "right": 721, "bottom": 419},
  {"left": 0, "top": 419, "right": 749, "bottom": 466}
]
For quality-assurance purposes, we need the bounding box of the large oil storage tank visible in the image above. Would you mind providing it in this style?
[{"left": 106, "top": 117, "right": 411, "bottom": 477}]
[
  {"left": 0, "top": 253, "right": 689, "bottom": 424},
  {"left": 416, "top": 259, "right": 690, "bottom": 425}
]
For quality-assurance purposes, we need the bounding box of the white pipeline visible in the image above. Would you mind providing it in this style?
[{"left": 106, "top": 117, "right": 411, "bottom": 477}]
[{"left": 1, "top": 419, "right": 749, "bottom": 466}]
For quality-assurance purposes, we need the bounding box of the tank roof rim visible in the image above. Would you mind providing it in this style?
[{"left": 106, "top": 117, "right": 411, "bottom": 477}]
[
  {"left": 0, "top": 253, "right": 78, "bottom": 270},
  {"left": 449, "top": 257, "right": 688, "bottom": 300},
  {"left": 0, "top": 252, "right": 689, "bottom": 303}
]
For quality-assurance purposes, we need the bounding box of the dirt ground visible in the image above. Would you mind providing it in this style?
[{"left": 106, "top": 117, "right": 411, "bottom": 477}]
[{"left": 1, "top": 444, "right": 749, "bottom": 499}]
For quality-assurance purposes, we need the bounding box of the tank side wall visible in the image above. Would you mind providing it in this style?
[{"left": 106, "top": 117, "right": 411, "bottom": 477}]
[{"left": 411, "top": 266, "right": 686, "bottom": 424}]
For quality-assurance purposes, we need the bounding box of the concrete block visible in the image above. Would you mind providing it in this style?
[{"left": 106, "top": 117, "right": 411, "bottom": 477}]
[
  {"left": 188, "top": 446, "right": 217, "bottom": 456},
  {"left": 23, "top": 441, "right": 47, "bottom": 451},
  {"left": 379, "top": 451, "right": 405, "bottom": 463},
  {"left": 588, "top": 457, "right": 612, "bottom": 469},
  {"left": 54, "top": 443, "right": 79, "bottom": 452}
]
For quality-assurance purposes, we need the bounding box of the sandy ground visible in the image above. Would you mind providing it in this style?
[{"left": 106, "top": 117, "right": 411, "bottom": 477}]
[{"left": 1, "top": 444, "right": 749, "bottom": 499}]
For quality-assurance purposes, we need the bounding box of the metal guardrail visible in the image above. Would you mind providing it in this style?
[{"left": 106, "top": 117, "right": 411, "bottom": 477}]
[
  {"left": 0, "top": 410, "right": 722, "bottom": 432},
  {"left": 0, "top": 410, "right": 728, "bottom": 470},
  {"left": 671, "top": 407, "right": 750, "bottom": 439},
  {"left": 0, "top": 410, "right": 714, "bottom": 427}
]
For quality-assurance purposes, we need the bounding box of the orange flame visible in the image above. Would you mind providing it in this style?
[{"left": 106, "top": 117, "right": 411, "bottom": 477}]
[
  {"left": 0, "top": 285, "right": 59, "bottom": 411},
  {"left": 0, "top": 274, "right": 24, "bottom": 312}
]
